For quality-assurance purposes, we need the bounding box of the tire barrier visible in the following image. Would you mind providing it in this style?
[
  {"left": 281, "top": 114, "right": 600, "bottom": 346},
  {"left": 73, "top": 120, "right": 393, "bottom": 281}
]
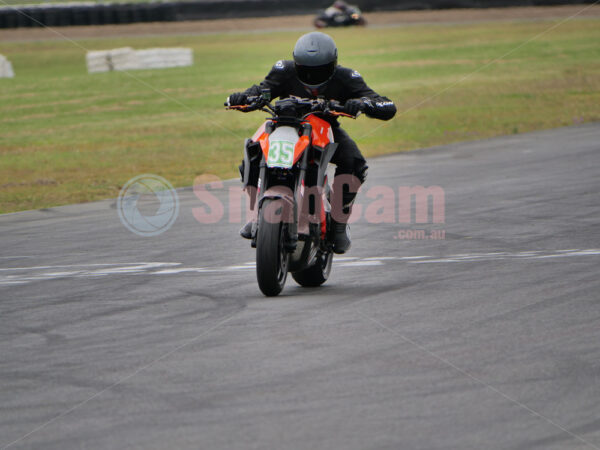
[
  {"left": 0, "top": 2, "right": 180, "bottom": 28},
  {"left": 86, "top": 47, "right": 193, "bottom": 73},
  {"left": 356, "top": 0, "right": 596, "bottom": 11},
  {"left": 0, "top": 54, "right": 15, "bottom": 78},
  {"left": 0, "top": 0, "right": 596, "bottom": 29}
]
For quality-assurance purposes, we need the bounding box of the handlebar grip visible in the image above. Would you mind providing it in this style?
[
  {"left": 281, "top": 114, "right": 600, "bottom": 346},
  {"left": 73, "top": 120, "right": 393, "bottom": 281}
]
[{"left": 329, "top": 100, "right": 345, "bottom": 112}]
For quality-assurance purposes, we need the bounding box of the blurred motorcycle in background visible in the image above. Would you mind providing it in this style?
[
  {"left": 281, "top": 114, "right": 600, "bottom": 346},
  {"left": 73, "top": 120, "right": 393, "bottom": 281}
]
[{"left": 314, "top": 1, "right": 367, "bottom": 28}]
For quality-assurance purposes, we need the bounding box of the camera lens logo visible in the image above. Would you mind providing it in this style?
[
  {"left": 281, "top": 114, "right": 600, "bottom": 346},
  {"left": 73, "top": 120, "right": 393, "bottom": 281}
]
[{"left": 117, "top": 174, "right": 179, "bottom": 237}]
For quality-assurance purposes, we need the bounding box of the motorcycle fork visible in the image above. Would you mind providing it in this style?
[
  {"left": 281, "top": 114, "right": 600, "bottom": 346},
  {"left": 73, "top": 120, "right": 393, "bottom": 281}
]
[
  {"left": 291, "top": 124, "right": 312, "bottom": 249},
  {"left": 252, "top": 165, "right": 303, "bottom": 252},
  {"left": 250, "top": 159, "right": 267, "bottom": 248},
  {"left": 252, "top": 124, "right": 311, "bottom": 251}
]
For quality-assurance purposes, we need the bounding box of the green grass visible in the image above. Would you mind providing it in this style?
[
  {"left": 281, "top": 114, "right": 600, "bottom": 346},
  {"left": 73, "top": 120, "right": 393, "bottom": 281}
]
[{"left": 1, "top": 19, "right": 599, "bottom": 213}]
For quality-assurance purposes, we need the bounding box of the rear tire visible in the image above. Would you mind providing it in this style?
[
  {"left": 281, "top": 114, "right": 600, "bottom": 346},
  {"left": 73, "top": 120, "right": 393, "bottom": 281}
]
[
  {"left": 292, "top": 250, "right": 333, "bottom": 287},
  {"left": 256, "top": 199, "right": 288, "bottom": 296}
]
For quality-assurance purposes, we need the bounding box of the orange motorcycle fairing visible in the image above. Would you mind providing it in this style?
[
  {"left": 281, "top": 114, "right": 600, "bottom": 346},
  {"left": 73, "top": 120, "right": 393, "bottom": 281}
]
[
  {"left": 251, "top": 121, "right": 270, "bottom": 159},
  {"left": 252, "top": 115, "right": 334, "bottom": 165},
  {"left": 306, "top": 114, "right": 333, "bottom": 149},
  {"left": 293, "top": 135, "right": 310, "bottom": 164},
  {"left": 251, "top": 121, "right": 268, "bottom": 142}
]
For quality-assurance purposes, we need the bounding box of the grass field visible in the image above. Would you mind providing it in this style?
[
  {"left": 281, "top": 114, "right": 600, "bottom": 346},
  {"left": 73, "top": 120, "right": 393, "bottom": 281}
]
[{"left": 1, "top": 18, "right": 599, "bottom": 213}]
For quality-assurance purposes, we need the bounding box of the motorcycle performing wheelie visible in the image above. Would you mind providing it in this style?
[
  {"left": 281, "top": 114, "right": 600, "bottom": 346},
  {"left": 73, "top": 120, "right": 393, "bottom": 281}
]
[{"left": 226, "top": 92, "right": 360, "bottom": 296}]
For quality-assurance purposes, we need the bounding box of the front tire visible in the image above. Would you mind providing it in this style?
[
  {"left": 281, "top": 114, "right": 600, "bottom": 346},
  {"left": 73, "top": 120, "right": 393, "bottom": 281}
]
[
  {"left": 256, "top": 199, "right": 289, "bottom": 296},
  {"left": 292, "top": 250, "right": 333, "bottom": 287}
]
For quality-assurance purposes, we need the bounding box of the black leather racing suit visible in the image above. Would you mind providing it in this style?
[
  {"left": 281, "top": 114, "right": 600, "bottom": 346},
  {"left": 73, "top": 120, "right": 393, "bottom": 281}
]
[{"left": 243, "top": 59, "right": 397, "bottom": 216}]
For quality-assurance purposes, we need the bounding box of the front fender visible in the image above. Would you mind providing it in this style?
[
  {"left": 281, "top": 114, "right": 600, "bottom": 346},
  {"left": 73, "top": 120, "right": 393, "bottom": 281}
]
[{"left": 259, "top": 186, "right": 295, "bottom": 225}]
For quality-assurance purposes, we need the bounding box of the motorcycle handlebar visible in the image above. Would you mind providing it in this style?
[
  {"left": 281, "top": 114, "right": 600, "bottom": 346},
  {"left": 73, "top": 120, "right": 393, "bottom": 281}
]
[{"left": 225, "top": 95, "right": 358, "bottom": 118}]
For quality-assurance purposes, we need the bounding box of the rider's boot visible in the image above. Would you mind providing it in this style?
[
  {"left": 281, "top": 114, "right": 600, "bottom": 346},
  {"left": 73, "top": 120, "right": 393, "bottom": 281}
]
[
  {"left": 331, "top": 190, "right": 359, "bottom": 254},
  {"left": 240, "top": 220, "right": 254, "bottom": 239},
  {"left": 331, "top": 171, "right": 365, "bottom": 254},
  {"left": 332, "top": 219, "right": 351, "bottom": 254}
]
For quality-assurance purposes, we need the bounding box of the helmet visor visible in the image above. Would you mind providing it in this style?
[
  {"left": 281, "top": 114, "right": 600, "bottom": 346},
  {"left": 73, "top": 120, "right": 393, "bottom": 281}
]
[{"left": 295, "top": 62, "right": 336, "bottom": 87}]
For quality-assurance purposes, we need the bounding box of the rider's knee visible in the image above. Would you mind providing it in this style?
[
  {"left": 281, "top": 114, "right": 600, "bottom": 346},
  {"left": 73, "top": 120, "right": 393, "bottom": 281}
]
[
  {"left": 335, "top": 158, "right": 368, "bottom": 185},
  {"left": 355, "top": 159, "right": 368, "bottom": 185}
]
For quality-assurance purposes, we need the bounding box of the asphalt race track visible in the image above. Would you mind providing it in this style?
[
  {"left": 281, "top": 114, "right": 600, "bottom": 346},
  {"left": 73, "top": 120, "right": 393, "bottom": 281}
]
[{"left": 1, "top": 124, "right": 599, "bottom": 450}]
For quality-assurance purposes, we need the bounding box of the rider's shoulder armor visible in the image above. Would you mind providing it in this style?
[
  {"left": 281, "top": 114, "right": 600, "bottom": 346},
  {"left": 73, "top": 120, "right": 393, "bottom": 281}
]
[
  {"left": 333, "top": 65, "right": 397, "bottom": 121},
  {"left": 333, "top": 66, "right": 365, "bottom": 85},
  {"left": 270, "top": 60, "right": 296, "bottom": 77}
]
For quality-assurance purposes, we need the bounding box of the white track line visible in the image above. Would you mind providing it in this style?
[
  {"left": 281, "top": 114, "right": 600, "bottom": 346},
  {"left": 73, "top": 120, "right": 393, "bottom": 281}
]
[{"left": 2, "top": 249, "right": 599, "bottom": 287}]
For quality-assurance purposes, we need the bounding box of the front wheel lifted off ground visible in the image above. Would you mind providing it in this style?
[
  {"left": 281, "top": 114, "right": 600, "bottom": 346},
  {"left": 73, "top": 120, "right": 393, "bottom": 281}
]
[{"left": 256, "top": 199, "right": 289, "bottom": 296}]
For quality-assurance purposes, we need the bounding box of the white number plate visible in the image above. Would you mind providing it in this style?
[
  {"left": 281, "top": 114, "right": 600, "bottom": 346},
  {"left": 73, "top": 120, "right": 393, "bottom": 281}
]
[{"left": 267, "top": 140, "right": 295, "bottom": 169}]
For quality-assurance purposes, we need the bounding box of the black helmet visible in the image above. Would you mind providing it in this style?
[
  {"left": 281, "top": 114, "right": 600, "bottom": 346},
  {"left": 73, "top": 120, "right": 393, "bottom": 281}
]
[{"left": 293, "top": 32, "right": 338, "bottom": 90}]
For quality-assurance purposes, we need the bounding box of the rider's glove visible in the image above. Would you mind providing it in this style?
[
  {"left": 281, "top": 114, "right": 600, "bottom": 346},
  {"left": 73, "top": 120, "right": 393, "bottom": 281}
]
[
  {"left": 343, "top": 98, "right": 365, "bottom": 116},
  {"left": 360, "top": 97, "right": 375, "bottom": 114},
  {"left": 227, "top": 92, "right": 248, "bottom": 107}
]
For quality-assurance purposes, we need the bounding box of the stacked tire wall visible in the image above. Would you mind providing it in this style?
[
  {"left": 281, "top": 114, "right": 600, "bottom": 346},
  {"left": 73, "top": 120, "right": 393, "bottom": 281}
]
[
  {"left": 0, "top": 0, "right": 595, "bottom": 29},
  {"left": 0, "top": 3, "right": 177, "bottom": 28}
]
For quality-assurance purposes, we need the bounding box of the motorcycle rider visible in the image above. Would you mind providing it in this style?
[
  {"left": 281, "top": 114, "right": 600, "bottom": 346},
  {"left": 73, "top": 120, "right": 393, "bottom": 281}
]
[
  {"left": 325, "top": 1, "right": 350, "bottom": 17},
  {"left": 227, "top": 31, "right": 396, "bottom": 254},
  {"left": 315, "top": 1, "right": 365, "bottom": 28}
]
